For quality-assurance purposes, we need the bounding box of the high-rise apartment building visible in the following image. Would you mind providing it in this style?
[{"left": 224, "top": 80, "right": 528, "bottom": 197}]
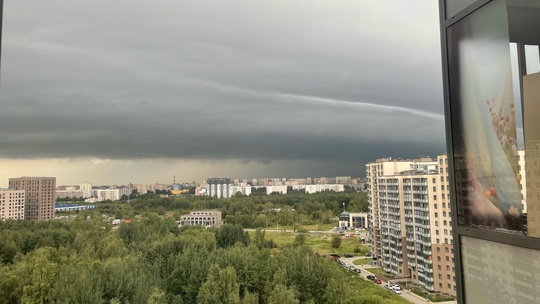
[
  {"left": 0, "top": 189, "right": 25, "bottom": 220},
  {"left": 80, "top": 181, "right": 93, "bottom": 198},
  {"left": 9, "top": 177, "right": 56, "bottom": 220},
  {"left": 367, "top": 155, "right": 455, "bottom": 296},
  {"left": 207, "top": 177, "right": 232, "bottom": 198}
]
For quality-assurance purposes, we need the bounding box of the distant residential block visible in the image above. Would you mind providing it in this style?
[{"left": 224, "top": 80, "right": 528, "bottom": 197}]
[
  {"left": 9, "top": 177, "right": 56, "bottom": 220},
  {"left": 0, "top": 189, "right": 25, "bottom": 220}
]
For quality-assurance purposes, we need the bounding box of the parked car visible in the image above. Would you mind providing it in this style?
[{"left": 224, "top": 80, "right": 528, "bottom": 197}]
[
  {"left": 384, "top": 284, "right": 392, "bottom": 289},
  {"left": 344, "top": 254, "right": 353, "bottom": 258},
  {"left": 329, "top": 254, "right": 340, "bottom": 260},
  {"left": 393, "top": 289, "right": 402, "bottom": 295},
  {"left": 353, "top": 268, "right": 361, "bottom": 274},
  {"left": 366, "top": 275, "right": 375, "bottom": 280},
  {"left": 391, "top": 284, "right": 401, "bottom": 291},
  {"left": 373, "top": 278, "right": 382, "bottom": 284}
]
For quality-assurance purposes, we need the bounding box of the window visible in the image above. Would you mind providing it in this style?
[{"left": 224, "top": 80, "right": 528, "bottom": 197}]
[
  {"left": 437, "top": 247, "right": 441, "bottom": 252},
  {"left": 445, "top": 247, "right": 449, "bottom": 253},
  {"left": 435, "top": 212, "right": 439, "bottom": 218},
  {"left": 433, "top": 186, "right": 437, "bottom": 192},
  {"left": 434, "top": 195, "right": 437, "bottom": 200},
  {"left": 434, "top": 203, "right": 438, "bottom": 209},
  {"left": 438, "top": 265, "right": 442, "bottom": 270},
  {"left": 437, "top": 256, "right": 441, "bottom": 262},
  {"left": 446, "top": 256, "right": 450, "bottom": 262}
]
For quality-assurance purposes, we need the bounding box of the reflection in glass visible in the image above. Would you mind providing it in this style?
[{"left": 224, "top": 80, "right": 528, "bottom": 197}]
[{"left": 448, "top": 0, "right": 523, "bottom": 231}]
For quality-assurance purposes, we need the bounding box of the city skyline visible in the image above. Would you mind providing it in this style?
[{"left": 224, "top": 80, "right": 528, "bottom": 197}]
[{"left": 1, "top": 1, "right": 445, "bottom": 186}]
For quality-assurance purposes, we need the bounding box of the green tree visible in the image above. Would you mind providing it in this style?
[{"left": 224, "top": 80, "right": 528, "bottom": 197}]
[
  {"left": 267, "top": 284, "right": 299, "bottom": 304},
  {"left": 215, "top": 224, "right": 250, "bottom": 248},
  {"left": 197, "top": 265, "right": 240, "bottom": 304},
  {"left": 147, "top": 288, "right": 168, "bottom": 304},
  {"left": 331, "top": 235, "right": 342, "bottom": 249},
  {"left": 294, "top": 234, "right": 307, "bottom": 246}
]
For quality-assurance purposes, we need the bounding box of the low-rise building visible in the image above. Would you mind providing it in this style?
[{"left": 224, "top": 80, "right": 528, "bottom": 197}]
[
  {"left": 338, "top": 212, "right": 368, "bottom": 229},
  {"left": 180, "top": 210, "right": 222, "bottom": 227}
]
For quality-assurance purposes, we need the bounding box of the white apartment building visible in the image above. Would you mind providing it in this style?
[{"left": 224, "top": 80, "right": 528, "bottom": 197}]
[
  {"left": 0, "top": 189, "right": 25, "bottom": 220},
  {"left": 80, "top": 181, "right": 93, "bottom": 198},
  {"left": 92, "top": 187, "right": 131, "bottom": 201},
  {"left": 230, "top": 185, "right": 252, "bottom": 196},
  {"left": 266, "top": 185, "right": 288, "bottom": 195},
  {"left": 367, "top": 155, "right": 455, "bottom": 296},
  {"left": 304, "top": 184, "right": 345, "bottom": 194}
]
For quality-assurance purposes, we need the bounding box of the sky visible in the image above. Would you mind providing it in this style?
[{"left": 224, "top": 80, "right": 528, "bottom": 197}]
[{"left": 0, "top": 0, "right": 446, "bottom": 186}]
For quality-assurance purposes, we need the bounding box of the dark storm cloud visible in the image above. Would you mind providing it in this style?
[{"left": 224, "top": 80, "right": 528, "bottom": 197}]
[{"left": 1, "top": 0, "right": 446, "bottom": 170}]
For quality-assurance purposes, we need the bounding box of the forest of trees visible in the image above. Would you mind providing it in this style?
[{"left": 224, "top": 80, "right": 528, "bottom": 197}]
[
  {"left": 0, "top": 216, "right": 406, "bottom": 304},
  {"left": 92, "top": 191, "right": 369, "bottom": 230}
]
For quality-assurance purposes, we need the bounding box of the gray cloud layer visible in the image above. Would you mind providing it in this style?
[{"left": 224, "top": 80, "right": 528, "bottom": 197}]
[{"left": 1, "top": 0, "right": 446, "bottom": 178}]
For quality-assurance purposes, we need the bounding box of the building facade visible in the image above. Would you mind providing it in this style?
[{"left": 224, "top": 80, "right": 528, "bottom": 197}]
[
  {"left": 9, "top": 177, "right": 56, "bottom": 220},
  {"left": 367, "top": 156, "right": 455, "bottom": 296},
  {"left": 338, "top": 212, "right": 368, "bottom": 229},
  {"left": 0, "top": 189, "right": 25, "bottom": 220},
  {"left": 180, "top": 210, "right": 222, "bottom": 227},
  {"left": 80, "top": 181, "right": 93, "bottom": 198},
  {"left": 207, "top": 178, "right": 232, "bottom": 198}
]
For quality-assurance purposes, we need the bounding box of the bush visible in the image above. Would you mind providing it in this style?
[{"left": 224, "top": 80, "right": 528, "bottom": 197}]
[{"left": 331, "top": 235, "right": 342, "bottom": 249}]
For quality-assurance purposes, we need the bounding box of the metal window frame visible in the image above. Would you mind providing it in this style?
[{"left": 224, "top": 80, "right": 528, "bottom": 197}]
[{"left": 439, "top": 0, "right": 540, "bottom": 303}]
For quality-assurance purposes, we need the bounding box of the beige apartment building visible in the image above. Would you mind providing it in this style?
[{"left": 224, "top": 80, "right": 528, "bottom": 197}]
[
  {"left": 9, "top": 177, "right": 56, "bottom": 220},
  {"left": 367, "top": 155, "right": 456, "bottom": 296},
  {"left": 0, "top": 189, "right": 25, "bottom": 220}
]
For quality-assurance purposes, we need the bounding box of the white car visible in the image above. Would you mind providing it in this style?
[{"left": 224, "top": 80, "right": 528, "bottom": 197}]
[
  {"left": 393, "top": 289, "right": 402, "bottom": 295},
  {"left": 391, "top": 285, "right": 401, "bottom": 291}
]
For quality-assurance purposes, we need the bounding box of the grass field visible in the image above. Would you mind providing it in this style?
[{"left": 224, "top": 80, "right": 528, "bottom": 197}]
[
  {"left": 352, "top": 258, "right": 372, "bottom": 265},
  {"left": 367, "top": 267, "right": 395, "bottom": 278},
  {"left": 255, "top": 231, "right": 370, "bottom": 256}
]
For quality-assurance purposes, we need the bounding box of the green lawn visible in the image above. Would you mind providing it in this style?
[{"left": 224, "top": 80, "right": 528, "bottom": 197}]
[
  {"left": 352, "top": 258, "right": 372, "bottom": 265},
  {"left": 255, "top": 231, "right": 369, "bottom": 256},
  {"left": 367, "top": 267, "right": 395, "bottom": 278}
]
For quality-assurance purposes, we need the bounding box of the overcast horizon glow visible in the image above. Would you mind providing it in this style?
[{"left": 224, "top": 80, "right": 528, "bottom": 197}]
[{"left": 0, "top": 0, "right": 446, "bottom": 186}]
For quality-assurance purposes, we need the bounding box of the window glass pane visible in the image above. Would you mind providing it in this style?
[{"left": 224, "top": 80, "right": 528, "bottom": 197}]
[
  {"left": 447, "top": 0, "right": 524, "bottom": 232},
  {"left": 461, "top": 236, "right": 540, "bottom": 303},
  {"left": 445, "top": 0, "right": 478, "bottom": 19}
]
